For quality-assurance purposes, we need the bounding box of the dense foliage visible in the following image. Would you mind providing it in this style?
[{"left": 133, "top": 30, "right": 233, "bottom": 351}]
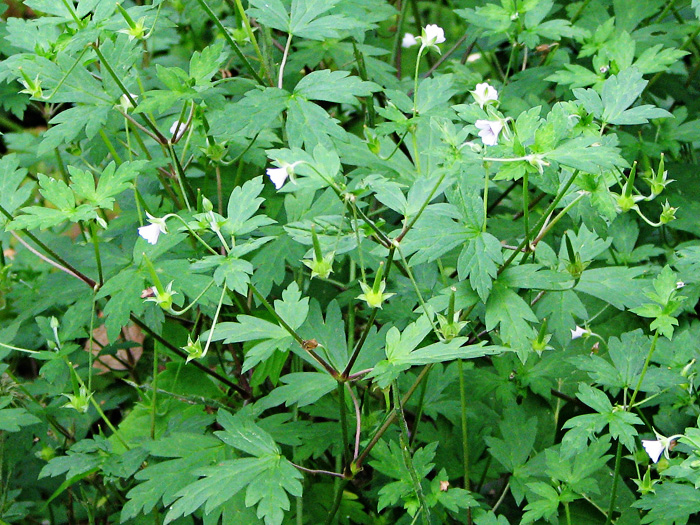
[{"left": 1, "top": 0, "right": 700, "bottom": 523}]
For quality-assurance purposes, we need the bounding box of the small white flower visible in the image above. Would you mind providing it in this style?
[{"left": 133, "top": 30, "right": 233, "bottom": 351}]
[
  {"left": 676, "top": 281, "right": 686, "bottom": 289},
  {"left": 118, "top": 93, "right": 138, "bottom": 111},
  {"left": 266, "top": 160, "right": 302, "bottom": 190},
  {"left": 138, "top": 212, "right": 168, "bottom": 245},
  {"left": 423, "top": 24, "right": 446, "bottom": 46},
  {"left": 570, "top": 326, "right": 590, "bottom": 340},
  {"left": 466, "top": 53, "right": 482, "bottom": 63},
  {"left": 170, "top": 120, "right": 186, "bottom": 142},
  {"left": 642, "top": 440, "right": 665, "bottom": 463},
  {"left": 475, "top": 119, "right": 504, "bottom": 146},
  {"left": 471, "top": 82, "right": 498, "bottom": 109},
  {"left": 402, "top": 33, "right": 418, "bottom": 48},
  {"left": 642, "top": 431, "right": 683, "bottom": 463}
]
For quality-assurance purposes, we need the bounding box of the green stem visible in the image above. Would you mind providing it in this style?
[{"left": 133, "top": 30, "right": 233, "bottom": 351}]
[
  {"left": 166, "top": 142, "right": 193, "bottom": 211},
  {"left": 342, "top": 246, "right": 396, "bottom": 377},
  {"left": 337, "top": 383, "right": 350, "bottom": 468},
  {"left": 396, "top": 170, "right": 448, "bottom": 243},
  {"left": 323, "top": 479, "right": 349, "bottom": 525},
  {"left": 522, "top": 172, "right": 529, "bottom": 244},
  {"left": 90, "top": 223, "right": 104, "bottom": 286},
  {"left": 249, "top": 283, "right": 338, "bottom": 377},
  {"left": 392, "top": 0, "right": 411, "bottom": 76},
  {"left": 202, "top": 286, "right": 227, "bottom": 357},
  {"left": 233, "top": 0, "right": 272, "bottom": 85},
  {"left": 458, "top": 360, "right": 470, "bottom": 490},
  {"left": 354, "top": 364, "right": 432, "bottom": 469},
  {"left": 92, "top": 45, "right": 167, "bottom": 144},
  {"left": 278, "top": 34, "right": 293, "bottom": 89},
  {"left": 500, "top": 170, "right": 580, "bottom": 272},
  {"left": 150, "top": 342, "right": 158, "bottom": 440},
  {"left": 0, "top": 203, "right": 97, "bottom": 288},
  {"left": 192, "top": 0, "right": 264, "bottom": 84},
  {"left": 393, "top": 380, "right": 431, "bottom": 525},
  {"left": 604, "top": 441, "right": 623, "bottom": 525},
  {"left": 605, "top": 330, "right": 659, "bottom": 525},
  {"left": 99, "top": 130, "right": 123, "bottom": 164},
  {"left": 168, "top": 280, "right": 216, "bottom": 315}
]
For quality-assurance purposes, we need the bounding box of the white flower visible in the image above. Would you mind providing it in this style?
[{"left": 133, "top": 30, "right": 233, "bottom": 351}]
[
  {"left": 138, "top": 212, "right": 168, "bottom": 245},
  {"left": 418, "top": 24, "right": 446, "bottom": 54},
  {"left": 475, "top": 119, "right": 504, "bottom": 146},
  {"left": 118, "top": 93, "right": 138, "bottom": 111},
  {"left": 570, "top": 325, "right": 589, "bottom": 340},
  {"left": 642, "top": 430, "right": 683, "bottom": 463},
  {"left": 466, "top": 53, "right": 482, "bottom": 63},
  {"left": 266, "top": 160, "right": 302, "bottom": 190},
  {"left": 423, "top": 24, "right": 445, "bottom": 46},
  {"left": 642, "top": 440, "right": 665, "bottom": 463},
  {"left": 676, "top": 281, "right": 686, "bottom": 289},
  {"left": 402, "top": 33, "right": 418, "bottom": 48},
  {"left": 170, "top": 120, "right": 186, "bottom": 141},
  {"left": 471, "top": 82, "right": 498, "bottom": 109}
]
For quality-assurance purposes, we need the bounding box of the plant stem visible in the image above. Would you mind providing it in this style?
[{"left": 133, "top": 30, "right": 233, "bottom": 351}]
[
  {"left": 278, "top": 34, "right": 293, "bottom": 89},
  {"left": 90, "top": 223, "right": 104, "bottom": 286},
  {"left": 458, "top": 360, "right": 470, "bottom": 490},
  {"left": 92, "top": 45, "right": 167, "bottom": 144},
  {"left": 249, "top": 283, "right": 338, "bottom": 377},
  {"left": 393, "top": 380, "right": 431, "bottom": 525},
  {"left": 191, "top": 0, "right": 264, "bottom": 84},
  {"left": 232, "top": 0, "right": 272, "bottom": 85},
  {"left": 605, "top": 330, "right": 659, "bottom": 525},
  {"left": 342, "top": 246, "right": 396, "bottom": 377},
  {"left": 337, "top": 382, "right": 350, "bottom": 469},
  {"left": 129, "top": 315, "right": 249, "bottom": 397},
  {"left": 354, "top": 364, "right": 432, "bottom": 469},
  {"left": 500, "top": 170, "right": 579, "bottom": 272}
]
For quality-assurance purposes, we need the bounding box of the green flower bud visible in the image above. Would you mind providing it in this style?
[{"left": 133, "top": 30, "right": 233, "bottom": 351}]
[
  {"left": 183, "top": 336, "right": 204, "bottom": 363},
  {"left": 659, "top": 201, "right": 677, "bottom": 224}
]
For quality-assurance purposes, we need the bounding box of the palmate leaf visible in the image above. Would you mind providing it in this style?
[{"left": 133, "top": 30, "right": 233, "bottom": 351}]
[
  {"left": 0, "top": 154, "right": 32, "bottom": 221},
  {"left": 573, "top": 68, "right": 671, "bottom": 125},
  {"left": 210, "top": 282, "right": 309, "bottom": 372},
  {"left": 634, "top": 482, "right": 700, "bottom": 524},
  {"left": 165, "top": 410, "right": 302, "bottom": 525},
  {"left": 368, "top": 315, "right": 502, "bottom": 388},
  {"left": 248, "top": 0, "right": 361, "bottom": 40},
  {"left": 121, "top": 434, "right": 224, "bottom": 522},
  {"left": 224, "top": 176, "right": 275, "bottom": 236},
  {"left": 294, "top": 69, "right": 379, "bottom": 105},
  {"left": 485, "top": 280, "right": 538, "bottom": 357},
  {"left": 0, "top": 406, "right": 41, "bottom": 432},
  {"left": 457, "top": 230, "right": 503, "bottom": 301}
]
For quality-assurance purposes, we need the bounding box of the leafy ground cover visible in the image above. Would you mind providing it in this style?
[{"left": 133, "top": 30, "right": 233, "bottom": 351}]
[{"left": 1, "top": 0, "right": 700, "bottom": 523}]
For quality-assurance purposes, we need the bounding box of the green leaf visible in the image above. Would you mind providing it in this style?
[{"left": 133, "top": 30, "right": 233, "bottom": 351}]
[
  {"left": 166, "top": 410, "right": 302, "bottom": 525},
  {"left": 485, "top": 280, "right": 538, "bottom": 353},
  {"left": 121, "top": 434, "right": 224, "bottom": 521},
  {"left": 215, "top": 409, "right": 279, "bottom": 457},
  {"left": 294, "top": 70, "right": 379, "bottom": 105},
  {"left": 575, "top": 68, "right": 672, "bottom": 125},
  {"left": 634, "top": 482, "right": 700, "bottom": 524},
  {"left": 547, "top": 136, "right": 627, "bottom": 172},
  {"left": 224, "top": 176, "right": 275, "bottom": 236},
  {"left": 485, "top": 406, "right": 538, "bottom": 472},
  {"left": 254, "top": 372, "right": 337, "bottom": 411},
  {"left": 576, "top": 266, "right": 648, "bottom": 310},
  {"left": 369, "top": 315, "right": 501, "bottom": 388},
  {"left": 521, "top": 482, "right": 560, "bottom": 524},
  {"left": 0, "top": 406, "right": 41, "bottom": 432},
  {"left": 457, "top": 230, "right": 503, "bottom": 301},
  {"left": 0, "top": 154, "right": 32, "bottom": 222}
]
